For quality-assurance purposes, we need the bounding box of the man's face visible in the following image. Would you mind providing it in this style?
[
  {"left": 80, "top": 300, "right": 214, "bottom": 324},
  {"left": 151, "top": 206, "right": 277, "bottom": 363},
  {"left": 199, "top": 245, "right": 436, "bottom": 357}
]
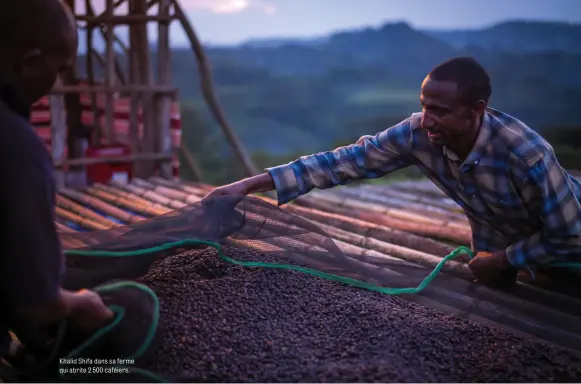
[
  {"left": 17, "top": 33, "right": 77, "bottom": 104},
  {"left": 419, "top": 75, "right": 479, "bottom": 148}
]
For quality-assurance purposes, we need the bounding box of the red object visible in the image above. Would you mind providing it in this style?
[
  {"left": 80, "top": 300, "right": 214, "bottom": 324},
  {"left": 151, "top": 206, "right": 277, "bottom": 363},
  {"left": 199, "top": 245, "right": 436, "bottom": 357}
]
[
  {"left": 30, "top": 82, "right": 182, "bottom": 179},
  {"left": 85, "top": 144, "right": 133, "bottom": 185}
]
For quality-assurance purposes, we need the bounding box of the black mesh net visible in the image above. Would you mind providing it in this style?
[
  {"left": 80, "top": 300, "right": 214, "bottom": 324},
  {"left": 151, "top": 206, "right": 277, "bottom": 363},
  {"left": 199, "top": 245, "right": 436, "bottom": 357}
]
[
  {"left": 13, "top": 195, "right": 581, "bottom": 383},
  {"left": 7, "top": 195, "right": 478, "bottom": 383},
  {"left": 60, "top": 195, "right": 469, "bottom": 293}
]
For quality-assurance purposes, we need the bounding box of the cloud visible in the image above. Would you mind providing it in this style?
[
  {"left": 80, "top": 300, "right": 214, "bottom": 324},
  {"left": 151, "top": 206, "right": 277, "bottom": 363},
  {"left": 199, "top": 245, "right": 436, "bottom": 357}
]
[{"left": 181, "top": 0, "right": 276, "bottom": 15}]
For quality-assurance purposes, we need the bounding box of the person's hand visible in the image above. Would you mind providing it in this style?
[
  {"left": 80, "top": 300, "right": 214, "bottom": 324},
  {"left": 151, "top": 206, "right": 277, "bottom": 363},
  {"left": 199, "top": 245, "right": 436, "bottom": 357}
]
[
  {"left": 68, "top": 289, "right": 114, "bottom": 333},
  {"left": 468, "top": 250, "right": 512, "bottom": 283},
  {"left": 202, "top": 180, "right": 249, "bottom": 202},
  {"left": 202, "top": 174, "right": 275, "bottom": 203}
]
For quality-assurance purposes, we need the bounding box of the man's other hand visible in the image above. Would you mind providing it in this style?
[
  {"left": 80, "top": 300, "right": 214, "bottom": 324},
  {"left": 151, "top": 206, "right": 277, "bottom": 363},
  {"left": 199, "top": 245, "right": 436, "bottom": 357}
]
[
  {"left": 202, "top": 181, "right": 249, "bottom": 202},
  {"left": 468, "top": 250, "right": 512, "bottom": 283},
  {"left": 202, "top": 173, "right": 276, "bottom": 203},
  {"left": 68, "top": 289, "right": 114, "bottom": 333}
]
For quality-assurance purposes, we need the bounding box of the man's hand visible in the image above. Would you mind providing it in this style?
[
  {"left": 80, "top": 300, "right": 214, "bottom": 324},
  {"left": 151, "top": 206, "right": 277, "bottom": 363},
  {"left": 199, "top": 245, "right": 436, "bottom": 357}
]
[
  {"left": 202, "top": 173, "right": 275, "bottom": 202},
  {"left": 202, "top": 180, "right": 249, "bottom": 202},
  {"left": 468, "top": 250, "right": 512, "bottom": 283},
  {"left": 67, "top": 289, "right": 114, "bottom": 333}
]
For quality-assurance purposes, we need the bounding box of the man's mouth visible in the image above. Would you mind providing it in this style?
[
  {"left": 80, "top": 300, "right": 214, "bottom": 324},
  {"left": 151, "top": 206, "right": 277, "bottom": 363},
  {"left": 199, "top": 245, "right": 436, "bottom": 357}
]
[{"left": 427, "top": 131, "right": 442, "bottom": 140}]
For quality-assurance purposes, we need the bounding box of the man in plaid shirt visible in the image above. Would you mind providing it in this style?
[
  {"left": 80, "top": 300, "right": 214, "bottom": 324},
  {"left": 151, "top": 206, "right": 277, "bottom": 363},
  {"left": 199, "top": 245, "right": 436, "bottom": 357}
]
[{"left": 205, "top": 57, "right": 581, "bottom": 285}]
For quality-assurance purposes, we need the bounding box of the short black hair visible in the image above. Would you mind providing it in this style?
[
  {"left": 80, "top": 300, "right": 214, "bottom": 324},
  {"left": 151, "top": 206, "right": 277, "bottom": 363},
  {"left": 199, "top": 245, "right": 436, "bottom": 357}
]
[{"left": 428, "top": 57, "right": 492, "bottom": 105}]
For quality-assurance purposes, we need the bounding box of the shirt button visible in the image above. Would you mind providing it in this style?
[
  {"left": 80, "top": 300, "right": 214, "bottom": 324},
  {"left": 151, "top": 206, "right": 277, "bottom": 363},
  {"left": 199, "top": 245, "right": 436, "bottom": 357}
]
[{"left": 474, "top": 160, "right": 479, "bottom": 165}]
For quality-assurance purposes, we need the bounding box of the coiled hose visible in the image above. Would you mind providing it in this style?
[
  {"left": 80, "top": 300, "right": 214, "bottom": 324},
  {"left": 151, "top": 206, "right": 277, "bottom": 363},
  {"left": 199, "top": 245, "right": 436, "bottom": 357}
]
[{"left": 17, "top": 240, "right": 579, "bottom": 382}]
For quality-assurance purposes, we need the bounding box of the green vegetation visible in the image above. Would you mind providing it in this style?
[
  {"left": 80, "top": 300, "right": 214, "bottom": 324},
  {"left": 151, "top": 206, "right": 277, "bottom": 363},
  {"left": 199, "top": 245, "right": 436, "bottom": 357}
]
[{"left": 83, "top": 20, "right": 581, "bottom": 186}]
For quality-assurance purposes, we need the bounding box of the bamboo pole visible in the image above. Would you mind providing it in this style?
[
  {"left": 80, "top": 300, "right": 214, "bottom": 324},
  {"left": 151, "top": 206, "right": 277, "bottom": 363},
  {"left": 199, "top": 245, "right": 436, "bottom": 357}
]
[
  {"left": 205, "top": 207, "right": 581, "bottom": 349},
  {"left": 59, "top": 188, "right": 146, "bottom": 223},
  {"left": 139, "top": 177, "right": 581, "bottom": 316},
  {"left": 85, "top": 186, "right": 168, "bottom": 216},
  {"left": 84, "top": 0, "right": 100, "bottom": 145},
  {"left": 304, "top": 218, "right": 472, "bottom": 278},
  {"left": 133, "top": 178, "right": 200, "bottom": 204},
  {"left": 51, "top": 85, "right": 175, "bottom": 94},
  {"left": 93, "top": 184, "right": 174, "bottom": 214},
  {"left": 56, "top": 195, "right": 120, "bottom": 228},
  {"left": 295, "top": 193, "right": 472, "bottom": 245},
  {"left": 141, "top": 180, "right": 469, "bottom": 276},
  {"left": 55, "top": 206, "right": 109, "bottom": 231},
  {"left": 333, "top": 186, "right": 468, "bottom": 223},
  {"left": 170, "top": 0, "right": 259, "bottom": 178},
  {"left": 56, "top": 221, "right": 76, "bottom": 233},
  {"left": 137, "top": 0, "right": 156, "bottom": 178},
  {"left": 54, "top": 152, "right": 174, "bottom": 168},
  {"left": 389, "top": 180, "right": 450, "bottom": 198},
  {"left": 89, "top": 48, "right": 126, "bottom": 85},
  {"left": 156, "top": 0, "right": 173, "bottom": 179},
  {"left": 109, "top": 180, "right": 187, "bottom": 209},
  {"left": 142, "top": 178, "right": 457, "bottom": 257},
  {"left": 50, "top": 76, "right": 67, "bottom": 189},
  {"left": 128, "top": 0, "right": 141, "bottom": 157},
  {"left": 361, "top": 184, "right": 464, "bottom": 213},
  {"left": 179, "top": 141, "right": 205, "bottom": 182},
  {"left": 311, "top": 190, "right": 470, "bottom": 230},
  {"left": 104, "top": 0, "right": 115, "bottom": 144}
]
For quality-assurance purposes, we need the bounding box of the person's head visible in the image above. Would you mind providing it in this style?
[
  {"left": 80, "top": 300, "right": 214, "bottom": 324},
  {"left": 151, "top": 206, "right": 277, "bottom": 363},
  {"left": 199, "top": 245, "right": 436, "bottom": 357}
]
[
  {"left": 420, "top": 57, "right": 491, "bottom": 151},
  {"left": 0, "top": 0, "right": 78, "bottom": 105}
]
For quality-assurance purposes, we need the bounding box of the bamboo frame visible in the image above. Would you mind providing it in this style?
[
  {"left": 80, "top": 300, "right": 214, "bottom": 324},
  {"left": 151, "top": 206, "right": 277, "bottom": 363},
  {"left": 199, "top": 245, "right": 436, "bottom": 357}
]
[
  {"left": 46, "top": 0, "right": 258, "bottom": 189},
  {"left": 73, "top": 178, "right": 581, "bottom": 350},
  {"left": 52, "top": 177, "right": 581, "bottom": 352}
]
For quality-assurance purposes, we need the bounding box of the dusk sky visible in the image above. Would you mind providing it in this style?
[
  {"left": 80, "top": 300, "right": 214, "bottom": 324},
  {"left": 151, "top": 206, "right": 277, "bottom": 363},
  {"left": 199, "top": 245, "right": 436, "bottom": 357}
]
[
  {"left": 79, "top": 0, "right": 581, "bottom": 49},
  {"left": 178, "top": 0, "right": 581, "bottom": 45}
]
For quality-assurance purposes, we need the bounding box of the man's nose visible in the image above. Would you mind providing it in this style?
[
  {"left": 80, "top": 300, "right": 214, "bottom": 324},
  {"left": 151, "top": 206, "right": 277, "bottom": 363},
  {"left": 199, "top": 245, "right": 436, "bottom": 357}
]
[{"left": 421, "top": 115, "right": 435, "bottom": 130}]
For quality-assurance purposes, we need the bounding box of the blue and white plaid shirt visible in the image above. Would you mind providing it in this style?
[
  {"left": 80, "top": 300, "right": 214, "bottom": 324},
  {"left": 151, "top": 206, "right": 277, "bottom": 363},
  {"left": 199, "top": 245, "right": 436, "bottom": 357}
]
[{"left": 266, "top": 108, "right": 581, "bottom": 270}]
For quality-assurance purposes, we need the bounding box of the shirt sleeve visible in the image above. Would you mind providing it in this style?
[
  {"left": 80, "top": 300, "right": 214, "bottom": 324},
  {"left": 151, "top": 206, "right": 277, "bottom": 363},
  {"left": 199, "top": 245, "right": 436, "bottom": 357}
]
[
  {"left": 505, "top": 153, "right": 581, "bottom": 269},
  {"left": 266, "top": 117, "right": 416, "bottom": 206},
  {"left": 0, "top": 141, "right": 63, "bottom": 310}
]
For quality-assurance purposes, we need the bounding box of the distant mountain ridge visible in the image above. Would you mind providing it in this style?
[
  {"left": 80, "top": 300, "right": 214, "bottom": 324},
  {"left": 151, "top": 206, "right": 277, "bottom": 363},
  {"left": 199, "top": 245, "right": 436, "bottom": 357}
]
[
  {"left": 79, "top": 20, "right": 581, "bottom": 157},
  {"left": 237, "top": 20, "right": 581, "bottom": 54}
]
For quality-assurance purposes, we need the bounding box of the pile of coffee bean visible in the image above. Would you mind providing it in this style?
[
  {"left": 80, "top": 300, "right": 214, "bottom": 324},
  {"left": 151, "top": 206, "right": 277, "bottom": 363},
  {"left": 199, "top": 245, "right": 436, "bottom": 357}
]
[{"left": 138, "top": 247, "right": 581, "bottom": 382}]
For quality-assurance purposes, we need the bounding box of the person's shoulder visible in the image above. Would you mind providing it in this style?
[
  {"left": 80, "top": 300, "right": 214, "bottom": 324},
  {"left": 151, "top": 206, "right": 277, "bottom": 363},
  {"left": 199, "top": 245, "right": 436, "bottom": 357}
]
[
  {"left": 488, "top": 108, "right": 554, "bottom": 170},
  {"left": 381, "top": 113, "right": 423, "bottom": 137},
  {"left": 0, "top": 101, "right": 53, "bottom": 176},
  {"left": 0, "top": 101, "right": 48, "bottom": 153}
]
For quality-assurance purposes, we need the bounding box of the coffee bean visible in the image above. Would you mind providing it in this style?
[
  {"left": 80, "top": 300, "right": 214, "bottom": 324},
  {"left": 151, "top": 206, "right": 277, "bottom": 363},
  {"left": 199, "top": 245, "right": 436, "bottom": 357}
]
[{"left": 137, "top": 247, "right": 581, "bottom": 382}]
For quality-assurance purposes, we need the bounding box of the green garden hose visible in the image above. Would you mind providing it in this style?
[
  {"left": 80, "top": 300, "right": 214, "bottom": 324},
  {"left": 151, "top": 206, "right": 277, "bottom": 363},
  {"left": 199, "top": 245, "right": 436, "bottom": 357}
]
[{"left": 58, "top": 240, "right": 581, "bottom": 382}]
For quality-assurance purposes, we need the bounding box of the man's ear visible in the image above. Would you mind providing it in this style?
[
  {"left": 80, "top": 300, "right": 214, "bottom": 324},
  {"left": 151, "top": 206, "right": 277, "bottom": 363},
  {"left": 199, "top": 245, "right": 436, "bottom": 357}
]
[{"left": 471, "top": 100, "right": 487, "bottom": 116}]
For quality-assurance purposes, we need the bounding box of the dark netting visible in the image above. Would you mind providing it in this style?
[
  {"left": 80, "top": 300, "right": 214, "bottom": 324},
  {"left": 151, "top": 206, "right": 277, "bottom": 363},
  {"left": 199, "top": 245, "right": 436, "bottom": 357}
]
[
  {"left": 16, "top": 194, "right": 579, "bottom": 383},
  {"left": 60, "top": 195, "right": 469, "bottom": 294},
  {"left": 12, "top": 281, "right": 163, "bottom": 383}
]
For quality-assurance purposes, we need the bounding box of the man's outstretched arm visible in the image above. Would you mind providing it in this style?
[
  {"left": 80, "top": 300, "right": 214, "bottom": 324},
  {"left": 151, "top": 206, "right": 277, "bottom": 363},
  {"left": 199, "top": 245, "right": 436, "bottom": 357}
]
[
  {"left": 262, "top": 118, "right": 416, "bottom": 205},
  {"left": 505, "top": 153, "right": 581, "bottom": 270}
]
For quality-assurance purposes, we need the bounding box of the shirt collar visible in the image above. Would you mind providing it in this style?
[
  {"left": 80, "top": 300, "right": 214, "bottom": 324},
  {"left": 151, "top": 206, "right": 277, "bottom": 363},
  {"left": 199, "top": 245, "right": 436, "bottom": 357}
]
[
  {"left": 442, "top": 109, "right": 494, "bottom": 168},
  {"left": 0, "top": 77, "right": 31, "bottom": 119}
]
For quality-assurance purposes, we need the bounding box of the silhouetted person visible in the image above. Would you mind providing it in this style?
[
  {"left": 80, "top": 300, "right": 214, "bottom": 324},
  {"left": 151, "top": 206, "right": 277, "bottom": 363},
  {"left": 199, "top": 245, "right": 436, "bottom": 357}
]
[
  {"left": 0, "top": 0, "right": 113, "bottom": 373},
  {"left": 204, "top": 57, "right": 581, "bottom": 287}
]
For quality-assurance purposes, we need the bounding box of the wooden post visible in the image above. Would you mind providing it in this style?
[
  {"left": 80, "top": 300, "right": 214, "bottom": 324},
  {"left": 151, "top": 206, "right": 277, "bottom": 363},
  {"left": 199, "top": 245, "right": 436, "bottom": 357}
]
[
  {"left": 50, "top": 76, "right": 67, "bottom": 190},
  {"left": 134, "top": 0, "right": 156, "bottom": 178},
  {"left": 85, "top": 0, "right": 101, "bottom": 146},
  {"left": 171, "top": 0, "right": 259, "bottom": 177},
  {"left": 156, "top": 0, "right": 173, "bottom": 179},
  {"left": 104, "top": 0, "right": 116, "bottom": 144},
  {"left": 63, "top": 0, "right": 88, "bottom": 187},
  {"left": 128, "top": 0, "right": 141, "bottom": 159}
]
